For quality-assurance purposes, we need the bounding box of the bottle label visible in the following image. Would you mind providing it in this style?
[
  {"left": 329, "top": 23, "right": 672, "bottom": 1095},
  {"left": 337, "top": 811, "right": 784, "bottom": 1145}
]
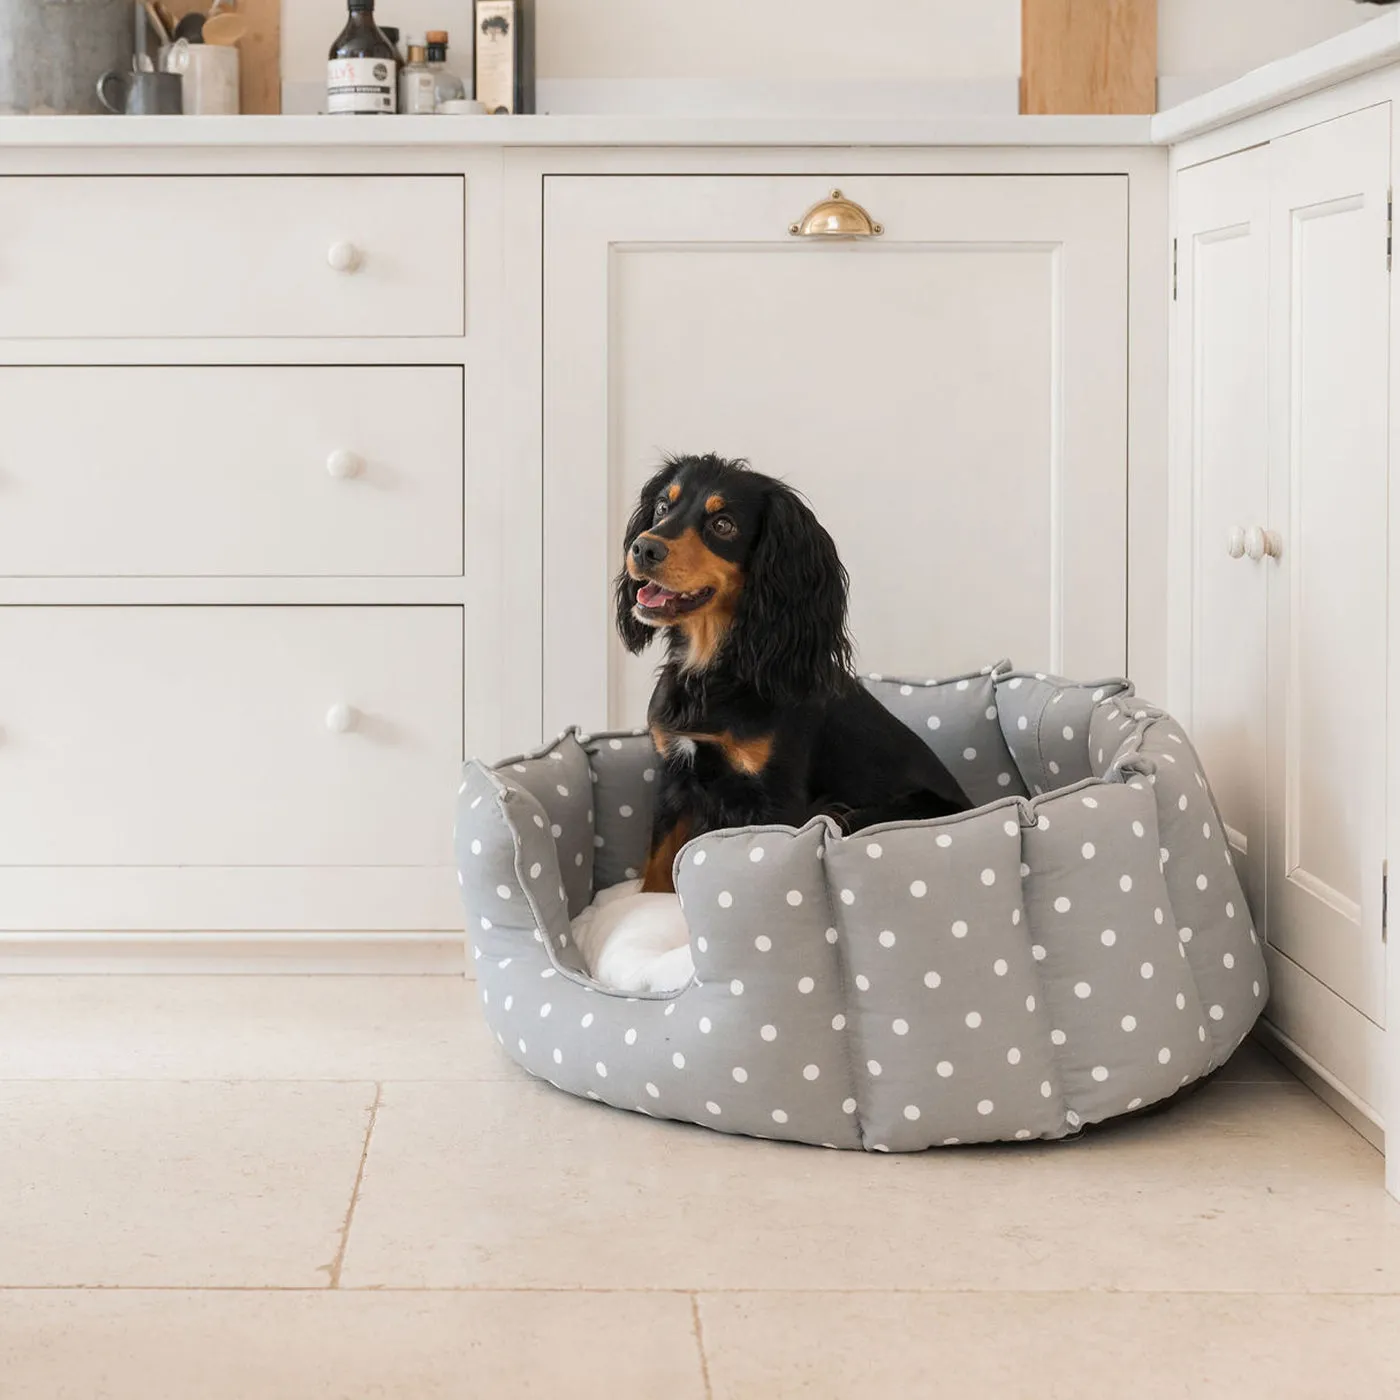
[
  {"left": 327, "top": 57, "right": 397, "bottom": 114},
  {"left": 475, "top": 0, "right": 517, "bottom": 114},
  {"left": 402, "top": 70, "right": 436, "bottom": 114}
]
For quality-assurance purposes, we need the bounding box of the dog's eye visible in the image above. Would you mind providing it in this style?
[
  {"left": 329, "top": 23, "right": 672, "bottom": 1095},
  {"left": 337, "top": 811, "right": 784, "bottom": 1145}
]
[
  {"left": 653, "top": 500, "right": 670, "bottom": 521},
  {"left": 710, "top": 515, "right": 738, "bottom": 539}
]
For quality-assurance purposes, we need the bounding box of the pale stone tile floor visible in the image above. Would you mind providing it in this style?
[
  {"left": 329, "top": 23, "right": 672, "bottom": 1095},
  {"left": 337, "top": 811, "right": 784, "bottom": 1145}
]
[{"left": 2, "top": 975, "right": 1398, "bottom": 1399}]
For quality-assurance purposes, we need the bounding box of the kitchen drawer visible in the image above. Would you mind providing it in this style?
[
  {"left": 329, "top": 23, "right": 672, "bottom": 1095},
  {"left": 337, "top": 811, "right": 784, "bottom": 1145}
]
[
  {"left": 0, "top": 607, "right": 462, "bottom": 867},
  {"left": 0, "top": 176, "right": 464, "bottom": 339},
  {"left": 0, "top": 366, "right": 463, "bottom": 577}
]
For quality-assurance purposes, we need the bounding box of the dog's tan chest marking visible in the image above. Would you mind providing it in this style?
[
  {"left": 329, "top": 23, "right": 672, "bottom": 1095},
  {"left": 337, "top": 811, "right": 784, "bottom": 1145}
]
[
  {"left": 651, "top": 724, "right": 773, "bottom": 776},
  {"left": 718, "top": 731, "right": 774, "bottom": 775}
]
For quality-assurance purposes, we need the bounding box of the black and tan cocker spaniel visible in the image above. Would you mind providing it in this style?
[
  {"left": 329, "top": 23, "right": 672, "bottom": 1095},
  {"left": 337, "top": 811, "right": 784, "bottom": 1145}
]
[{"left": 616, "top": 453, "right": 971, "bottom": 893}]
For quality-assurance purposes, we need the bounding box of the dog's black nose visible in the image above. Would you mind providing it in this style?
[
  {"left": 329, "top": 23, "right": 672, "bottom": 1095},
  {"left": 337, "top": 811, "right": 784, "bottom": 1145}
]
[{"left": 630, "top": 536, "right": 669, "bottom": 570}]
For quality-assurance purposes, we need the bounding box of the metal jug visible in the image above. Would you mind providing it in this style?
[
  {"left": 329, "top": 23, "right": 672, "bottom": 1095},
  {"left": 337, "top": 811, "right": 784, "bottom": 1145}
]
[{"left": 0, "top": 0, "right": 135, "bottom": 114}]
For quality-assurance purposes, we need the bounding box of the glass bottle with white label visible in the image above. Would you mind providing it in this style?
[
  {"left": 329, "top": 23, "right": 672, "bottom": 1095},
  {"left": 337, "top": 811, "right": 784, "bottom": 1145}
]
[
  {"left": 399, "top": 43, "right": 436, "bottom": 113},
  {"left": 327, "top": 0, "right": 398, "bottom": 115}
]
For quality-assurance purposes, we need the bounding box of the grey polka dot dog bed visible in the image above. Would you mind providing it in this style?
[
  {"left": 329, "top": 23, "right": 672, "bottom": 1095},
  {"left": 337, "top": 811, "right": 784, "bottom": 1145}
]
[{"left": 454, "top": 662, "right": 1268, "bottom": 1150}]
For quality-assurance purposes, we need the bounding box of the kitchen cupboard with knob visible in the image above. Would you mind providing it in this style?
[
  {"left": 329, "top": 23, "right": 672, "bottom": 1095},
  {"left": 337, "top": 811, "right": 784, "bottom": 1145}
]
[
  {"left": 0, "top": 175, "right": 466, "bottom": 338},
  {"left": 1171, "top": 102, "right": 1393, "bottom": 1134}
]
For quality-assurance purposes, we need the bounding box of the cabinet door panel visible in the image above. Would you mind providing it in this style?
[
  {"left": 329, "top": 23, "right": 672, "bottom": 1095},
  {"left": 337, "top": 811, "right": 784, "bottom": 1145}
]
[
  {"left": 0, "top": 366, "right": 464, "bottom": 578},
  {"left": 0, "top": 607, "right": 462, "bottom": 869},
  {"left": 543, "top": 175, "right": 1128, "bottom": 733},
  {"left": 0, "top": 176, "right": 465, "bottom": 339},
  {"left": 1267, "top": 106, "right": 1391, "bottom": 1027},
  {"left": 1174, "top": 149, "right": 1270, "bottom": 927}
]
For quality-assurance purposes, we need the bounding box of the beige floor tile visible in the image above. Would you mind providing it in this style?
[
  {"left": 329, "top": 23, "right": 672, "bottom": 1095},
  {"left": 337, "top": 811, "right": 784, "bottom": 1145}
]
[
  {"left": 0, "top": 1289, "right": 705, "bottom": 1400},
  {"left": 699, "top": 1291, "right": 1400, "bottom": 1400},
  {"left": 341, "top": 1076, "right": 1400, "bottom": 1293},
  {"left": 1, "top": 1081, "right": 372, "bottom": 1287},
  {"left": 0, "top": 976, "right": 513, "bottom": 1082},
  {"left": 0, "top": 978, "right": 1284, "bottom": 1088}
]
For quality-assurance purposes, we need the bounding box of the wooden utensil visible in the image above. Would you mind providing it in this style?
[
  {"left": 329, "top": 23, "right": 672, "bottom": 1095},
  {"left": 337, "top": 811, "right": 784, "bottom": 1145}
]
[
  {"left": 144, "top": 0, "right": 171, "bottom": 46},
  {"left": 202, "top": 13, "right": 247, "bottom": 45},
  {"left": 165, "top": 0, "right": 278, "bottom": 110}
]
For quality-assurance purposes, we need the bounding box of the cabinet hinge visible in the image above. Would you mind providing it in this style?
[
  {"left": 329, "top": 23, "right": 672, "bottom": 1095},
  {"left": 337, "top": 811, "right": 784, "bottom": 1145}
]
[
  {"left": 1384, "top": 860, "right": 1389, "bottom": 943},
  {"left": 1387, "top": 188, "right": 1393, "bottom": 272},
  {"left": 1172, "top": 237, "right": 1178, "bottom": 300}
]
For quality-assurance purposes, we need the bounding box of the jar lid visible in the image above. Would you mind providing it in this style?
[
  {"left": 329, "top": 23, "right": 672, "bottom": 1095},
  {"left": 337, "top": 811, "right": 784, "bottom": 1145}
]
[{"left": 425, "top": 29, "right": 448, "bottom": 42}]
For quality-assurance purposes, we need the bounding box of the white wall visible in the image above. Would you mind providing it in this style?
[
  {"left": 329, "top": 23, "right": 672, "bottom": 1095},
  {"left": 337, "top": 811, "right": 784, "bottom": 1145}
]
[
  {"left": 535, "top": 0, "right": 1019, "bottom": 79},
  {"left": 289, "top": 0, "right": 1017, "bottom": 86},
  {"left": 284, "top": 0, "right": 1378, "bottom": 110},
  {"left": 1159, "top": 0, "right": 1372, "bottom": 104}
]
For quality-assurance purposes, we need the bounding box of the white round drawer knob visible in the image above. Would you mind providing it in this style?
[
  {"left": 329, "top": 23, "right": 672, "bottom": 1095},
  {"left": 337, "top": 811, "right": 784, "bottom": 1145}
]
[
  {"left": 326, "top": 241, "right": 362, "bottom": 273},
  {"left": 326, "top": 449, "right": 363, "bottom": 479},
  {"left": 1226, "top": 525, "right": 1245, "bottom": 559},
  {"left": 1244, "top": 525, "right": 1281, "bottom": 562},
  {"left": 325, "top": 702, "right": 357, "bottom": 734}
]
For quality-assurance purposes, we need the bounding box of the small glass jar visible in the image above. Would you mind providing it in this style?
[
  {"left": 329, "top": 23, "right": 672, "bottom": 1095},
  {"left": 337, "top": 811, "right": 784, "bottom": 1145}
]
[{"left": 424, "top": 31, "right": 466, "bottom": 105}]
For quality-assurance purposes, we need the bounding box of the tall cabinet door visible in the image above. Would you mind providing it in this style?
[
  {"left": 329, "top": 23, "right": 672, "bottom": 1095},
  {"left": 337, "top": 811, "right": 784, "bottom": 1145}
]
[
  {"left": 1267, "top": 106, "right": 1391, "bottom": 1039},
  {"left": 1173, "top": 148, "right": 1271, "bottom": 929},
  {"left": 542, "top": 175, "right": 1129, "bottom": 734}
]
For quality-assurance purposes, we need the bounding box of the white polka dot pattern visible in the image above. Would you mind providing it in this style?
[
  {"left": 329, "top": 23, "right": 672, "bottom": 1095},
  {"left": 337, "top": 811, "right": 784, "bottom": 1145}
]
[
  {"left": 995, "top": 671, "right": 1131, "bottom": 795},
  {"left": 863, "top": 662, "right": 1027, "bottom": 806},
  {"left": 456, "top": 678, "right": 1265, "bottom": 1153},
  {"left": 583, "top": 730, "right": 657, "bottom": 890}
]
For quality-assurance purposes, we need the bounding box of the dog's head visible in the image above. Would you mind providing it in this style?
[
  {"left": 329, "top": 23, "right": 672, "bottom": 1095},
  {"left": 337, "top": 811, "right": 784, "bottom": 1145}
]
[{"left": 615, "top": 454, "right": 851, "bottom": 703}]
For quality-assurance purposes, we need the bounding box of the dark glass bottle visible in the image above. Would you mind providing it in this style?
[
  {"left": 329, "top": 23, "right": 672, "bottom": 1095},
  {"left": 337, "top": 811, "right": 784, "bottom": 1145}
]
[{"left": 326, "top": 0, "right": 398, "bottom": 115}]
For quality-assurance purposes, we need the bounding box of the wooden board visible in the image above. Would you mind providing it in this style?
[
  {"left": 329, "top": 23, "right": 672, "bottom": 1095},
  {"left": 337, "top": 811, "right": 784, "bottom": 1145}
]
[
  {"left": 1021, "top": 0, "right": 1156, "bottom": 115},
  {"left": 165, "top": 0, "right": 281, "bottom": 113},
  {"left": 234, "top": 0, "right": 280, "bottom": 114}
]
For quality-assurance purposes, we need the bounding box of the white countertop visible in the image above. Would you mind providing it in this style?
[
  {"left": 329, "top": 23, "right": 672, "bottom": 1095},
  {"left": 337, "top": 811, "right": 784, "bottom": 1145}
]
[
  {"left": 0, "top": 112, "right": 1154, "bottom": 149},
  {"left": 1151, "top": 10, "right": 1400, "bottom": 144}
]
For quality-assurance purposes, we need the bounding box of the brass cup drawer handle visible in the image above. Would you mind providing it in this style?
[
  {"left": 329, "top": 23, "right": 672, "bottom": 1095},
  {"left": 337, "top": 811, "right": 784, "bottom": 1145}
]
[{"left": 788, "top": 189, "right": 884, "bottom": 240}]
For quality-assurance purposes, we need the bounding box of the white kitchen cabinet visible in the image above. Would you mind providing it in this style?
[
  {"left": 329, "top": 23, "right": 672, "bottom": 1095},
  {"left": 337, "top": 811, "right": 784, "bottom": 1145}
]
[
  {"left": 1171, "top": 104, "right": 1392, "bottom": 1122},
  {"left": 0, "top": 366, "right": 464, "bottom": 577},
  {"left": 0, "top": 176, "right": 465, "bottom": 339},
  {"left": 0, "top": 607, "right": 464, "bottom": 928},
  {"left": 1173, "top": 147, "right": 1270, "bottom": 933},
  {"left": 1266, "top": 108, "right": 1391, "bottom": 1036},
  {"left": 541, "top": 174, "right": 1130, "bottom": 734}
]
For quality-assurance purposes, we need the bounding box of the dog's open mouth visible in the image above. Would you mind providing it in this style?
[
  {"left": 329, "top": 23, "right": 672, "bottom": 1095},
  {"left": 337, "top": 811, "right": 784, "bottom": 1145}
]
[{"left": 635, "top": 581, "right": 716, "bottom": 618}]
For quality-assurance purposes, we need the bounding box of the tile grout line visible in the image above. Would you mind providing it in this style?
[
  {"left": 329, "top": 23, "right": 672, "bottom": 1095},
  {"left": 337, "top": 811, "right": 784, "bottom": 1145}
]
[
  {"left": 326, "top": 1081, "right": 382, "bottom": 1290},
  {"left": 690, "top": 1294, "right": 714, "bottom": 1400},
  {"left": 8, "top": 1286, "right": 1400, "bottom": 1297}
]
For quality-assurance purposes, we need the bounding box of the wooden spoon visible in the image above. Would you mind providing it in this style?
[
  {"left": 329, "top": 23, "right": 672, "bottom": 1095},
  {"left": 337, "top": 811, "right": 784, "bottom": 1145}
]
[{"left": 202, "top": 12, "right": 247, "bottom": 44}]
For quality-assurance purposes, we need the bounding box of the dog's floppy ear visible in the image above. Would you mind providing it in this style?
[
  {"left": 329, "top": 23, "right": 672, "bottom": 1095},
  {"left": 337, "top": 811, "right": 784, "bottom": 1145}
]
[
  {"left": 614, "top": 464, "right": 674, "bottom": 654},
  {"left": 733, "top": 482, "right": 851, "bottom": 702}
]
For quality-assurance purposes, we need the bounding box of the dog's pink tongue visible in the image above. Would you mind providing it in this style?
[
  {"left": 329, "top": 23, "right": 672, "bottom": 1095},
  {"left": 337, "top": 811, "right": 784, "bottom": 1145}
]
[{"left": 638, "top": 582, "right": 675, "bottom": 608}]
